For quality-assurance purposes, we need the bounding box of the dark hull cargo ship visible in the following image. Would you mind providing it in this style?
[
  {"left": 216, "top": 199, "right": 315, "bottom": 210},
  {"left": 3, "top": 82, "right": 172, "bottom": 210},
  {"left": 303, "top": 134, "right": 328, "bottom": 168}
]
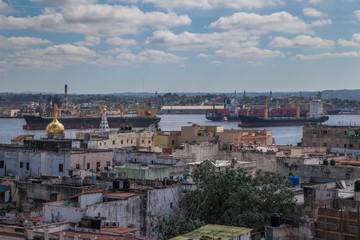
[
  {"left": 238, "top": 115, "right": 329, "bottom": 127},
  {"left": 23, "top": 115, "right": 161, "bottom": 130}
]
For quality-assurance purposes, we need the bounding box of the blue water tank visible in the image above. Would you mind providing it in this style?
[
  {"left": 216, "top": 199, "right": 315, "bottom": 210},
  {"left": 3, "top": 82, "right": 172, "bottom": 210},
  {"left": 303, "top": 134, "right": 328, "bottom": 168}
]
[
  {"left": 92, "top": 176, "right": 96, "bottom": 181},
  {"left": 289, "top": 176, "right": 300, "bottom": 186}
]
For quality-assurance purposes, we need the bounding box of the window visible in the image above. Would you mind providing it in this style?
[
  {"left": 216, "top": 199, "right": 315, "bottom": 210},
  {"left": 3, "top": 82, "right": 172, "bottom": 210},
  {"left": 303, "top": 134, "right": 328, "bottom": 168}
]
[
  {"left": 198, "top": 133, "right": 201, "bottom": 136},
  {"left": 323, "top": 130, "right": 327, "bottom": 134},
  {"left": 171, "top": 140, "right": 175, "bottom": 145},
  {"left": 99, "top": 142, "right": 102, "bottom": 146},
  {"left": 346, "top": 173, "right": 351, "bottom": 179},
  {"left": 87, "top": 163, "right": 90, "bottom": 169},
  {"left": 127, "top": 139, "right": 129, "bottom": 143},
  {"left": 324, "top": 172, "right": 330, "bottom": 177},
  {"left": 76, "top": 164, "right": 80, "bottom": 169},
  {"left": 170, "top": 202, "right": 173, "bottom": 209},
  {"left": 0, "top": 161, "right": 4, "bottom": 168},
  {"left": 26, "top": 163, "right": 29, "bottom": 170},
  {"left": 113, "top": 140, "right": 115, "bottom": 145},
  {"left": 323, "top": 143, "right": 327, "bottom": 147},
  {"left": 148, "top": 140, "right": 151, "bottom": 144},
  {"left": 131, "top": 140, "right": 133, "bottom": 144},
  {"left": 106, "top": 161, "right": 111, "bottom": 166},
  {"left": 20, "top": 162, "right": 23, "bottom": 168},
  {"left": 350, "top": 144, "right": 354, "bottom": 148},
  {"left": 59, "top": 164, "right": 63, "bottom": 172},
  {"left": 344, "top": 131, "right": 347, "bottom": 135},
  {"left": 121, "top": 140, "right": 123, "bottom": 144},
  {"left": 344, "top": 144, "right": 347, "bottom": 148},
  {"left": 313, "top": 130, "right": 318, "bottom": 134},
  {"left": 142, "top": 140, "right": 145, "bottom": 143}
]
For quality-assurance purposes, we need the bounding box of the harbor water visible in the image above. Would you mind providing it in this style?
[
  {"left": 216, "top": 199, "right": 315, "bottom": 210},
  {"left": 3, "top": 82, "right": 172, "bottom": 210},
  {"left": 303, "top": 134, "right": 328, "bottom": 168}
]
[{"left": 1, "top": 114, "right": 360, "bottom": 145}]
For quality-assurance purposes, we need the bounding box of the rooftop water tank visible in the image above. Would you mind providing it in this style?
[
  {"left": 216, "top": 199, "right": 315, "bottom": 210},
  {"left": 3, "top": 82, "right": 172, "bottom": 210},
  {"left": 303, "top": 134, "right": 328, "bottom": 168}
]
[{"left": 270, "top": 213, "right": 281, "bottom": 227}]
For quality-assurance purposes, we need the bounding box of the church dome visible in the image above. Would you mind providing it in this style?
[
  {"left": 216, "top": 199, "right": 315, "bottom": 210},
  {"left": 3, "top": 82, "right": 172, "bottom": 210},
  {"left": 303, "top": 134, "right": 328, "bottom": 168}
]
[
  {"left": 46, "top": 119, "right": 65, "bottom": 136},
  {"left": 46, "top": 104, "right": 65, "bottom": 137}
]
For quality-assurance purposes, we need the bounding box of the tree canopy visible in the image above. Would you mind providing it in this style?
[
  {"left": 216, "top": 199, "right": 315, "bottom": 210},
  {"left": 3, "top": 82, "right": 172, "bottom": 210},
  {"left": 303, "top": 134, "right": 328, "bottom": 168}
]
[{"left": 152, "top": 161, "right": 298, "bottom": 239}]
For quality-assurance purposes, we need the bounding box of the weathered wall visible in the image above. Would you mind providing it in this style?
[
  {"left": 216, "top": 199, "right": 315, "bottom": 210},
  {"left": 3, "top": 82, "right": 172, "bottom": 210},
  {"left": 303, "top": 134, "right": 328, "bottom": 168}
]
[
  {"left": 0, "top": 148, "right": 71, "bottom": 180},
  {"left": 85, "top": 196, "right": 143, "bottom": 232},
  {"left": 80, "top": 192, "right": 103, "bottom": 209},
  {"left": 70, "top": 150, "right": 113, "bottom": 171},
  {"left": 43, "top": 203, "right": 84, "bottom": 223},
  {"left": 277, "top": 157, "right": 360, "bottom": 179},
  {"left": 17, "top": 182, "right": 83, "bottom": 201},
  {"left": 114, "top": 149, "right": 179, "bottom": 166},
  {"left": 172, "top": 143, "right": 219, "bottom": 163},
  {"left": 217, "top": 150, "right": 277, "bottom": 172}
]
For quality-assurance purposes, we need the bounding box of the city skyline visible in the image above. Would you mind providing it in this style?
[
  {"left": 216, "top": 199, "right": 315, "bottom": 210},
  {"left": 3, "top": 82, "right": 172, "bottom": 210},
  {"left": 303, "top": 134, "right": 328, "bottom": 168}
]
[{"left": 1, "top": 0, "right": 360, "bottom": 93}]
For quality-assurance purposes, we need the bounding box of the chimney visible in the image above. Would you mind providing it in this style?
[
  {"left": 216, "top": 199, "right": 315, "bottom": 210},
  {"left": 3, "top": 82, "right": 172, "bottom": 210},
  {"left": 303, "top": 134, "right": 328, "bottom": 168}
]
[{"left": 64, "top": 84, "right": 68, "bottom": 107}]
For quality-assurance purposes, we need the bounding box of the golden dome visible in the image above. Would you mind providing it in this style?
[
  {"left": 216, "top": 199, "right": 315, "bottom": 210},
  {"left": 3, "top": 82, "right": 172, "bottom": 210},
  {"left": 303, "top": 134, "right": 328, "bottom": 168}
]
[
  {"left": 46, "top": 119, "right": 65, "bottom": 135},
  {"left": 46, "top": 104, "right": 65, "bottom": 136}
]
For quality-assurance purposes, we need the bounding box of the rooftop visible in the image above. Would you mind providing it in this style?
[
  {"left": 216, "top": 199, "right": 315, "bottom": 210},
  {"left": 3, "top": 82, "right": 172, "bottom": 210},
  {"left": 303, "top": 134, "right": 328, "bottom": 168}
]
[{"left": 171, "top": 224, "right": 252, "bottom": 240}]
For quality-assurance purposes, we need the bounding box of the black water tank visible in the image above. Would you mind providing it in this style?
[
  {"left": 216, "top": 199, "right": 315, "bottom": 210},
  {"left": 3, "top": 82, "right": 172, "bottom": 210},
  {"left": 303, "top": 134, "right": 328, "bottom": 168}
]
[
  {"left": 123, "top": 180, "right": 130, "bottom": 189},
  {"left": 270, "top": 213, "right": 281, "bottom": 227},
  {"left": 323, "top": 159, "right": 329, "bottom": 165},
  {"left": 91, "top": 219, "right": 101, "bottom": 229},
  {"left": 355, "top": 180, "right": 360, "bottom": 192},
  {"left": 113, "top": 180, "right": 120, "bottom": 189}
]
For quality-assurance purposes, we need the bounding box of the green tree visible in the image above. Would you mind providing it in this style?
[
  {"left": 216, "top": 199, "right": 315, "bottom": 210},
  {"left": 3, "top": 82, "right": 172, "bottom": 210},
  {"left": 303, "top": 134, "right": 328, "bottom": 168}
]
[{"left": 152, "top": 162, "right": 298, "bottom": 239}]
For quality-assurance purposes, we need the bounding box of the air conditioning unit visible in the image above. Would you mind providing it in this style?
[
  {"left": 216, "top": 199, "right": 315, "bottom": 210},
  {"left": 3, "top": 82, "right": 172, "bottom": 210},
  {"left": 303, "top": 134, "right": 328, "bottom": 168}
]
[
  {"left": 111, "top": 222, "right": 119, "bottom": 228},
  {"left": 104, "top": 222, "right": 111, "bottom": 228}
]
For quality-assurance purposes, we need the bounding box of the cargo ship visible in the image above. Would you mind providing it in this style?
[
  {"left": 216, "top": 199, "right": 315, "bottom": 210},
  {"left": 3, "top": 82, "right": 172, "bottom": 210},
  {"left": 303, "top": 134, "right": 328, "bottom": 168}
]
[
  {"left": 238, "top": 99, "right": 329, "bottom": 127},
  {"left": 23, "top": 106, "right": 160, "bottom": 130}
]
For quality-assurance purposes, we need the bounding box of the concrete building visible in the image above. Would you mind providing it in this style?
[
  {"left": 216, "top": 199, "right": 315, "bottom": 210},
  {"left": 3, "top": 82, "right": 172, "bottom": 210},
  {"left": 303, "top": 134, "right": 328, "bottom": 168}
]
[
  {"left": 0, "top": 139, "right": 113, "bottom": 180},
  {"left": 302, "top": 125, "right": 360, "bottom": 153},
  {"left": 43, "top": 183, "right": 195, "bottom": 236},
  {"left": 76, "top": 129, "right": 154, "bottom": 151},
  {"left": 154, "top": 131, "right": 181, "bottom": 150}
]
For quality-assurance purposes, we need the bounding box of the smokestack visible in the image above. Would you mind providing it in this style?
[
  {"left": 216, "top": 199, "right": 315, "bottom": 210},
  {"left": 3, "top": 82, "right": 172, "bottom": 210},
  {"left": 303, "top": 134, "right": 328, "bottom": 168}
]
[{"left": 64, "top": 84, "right": 68, "bottom": 107}]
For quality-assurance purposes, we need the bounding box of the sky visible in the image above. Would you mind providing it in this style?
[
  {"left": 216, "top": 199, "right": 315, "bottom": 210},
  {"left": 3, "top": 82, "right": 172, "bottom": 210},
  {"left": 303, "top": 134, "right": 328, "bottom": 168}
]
[{"left": 0, "top": 0, "right": 360, "bottom": 94}]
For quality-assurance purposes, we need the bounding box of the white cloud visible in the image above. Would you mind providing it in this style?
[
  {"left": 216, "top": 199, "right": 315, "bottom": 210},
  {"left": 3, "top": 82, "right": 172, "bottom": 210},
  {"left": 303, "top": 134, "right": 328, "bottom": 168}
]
[
  {"left": 0, "top": 36, "right": 52, "bottom": 49},
  {"left": 309, "top": 0, "right": 322, "bottom": 4},
  {"left": 338, "top": 34, "right": 360, "bottom": 47},
  {"left": 0, "top": 5, "right": 191, "bottom": 36},
  {"left": 142, "top": 0, "right": 286, "bottom": 10},
  {"left": 96, "top": 48, "right": 186, "bottom": 66},
  {"left": 269, "top": 35, "right": 334, "bottom": 49},
  {"left": 303, "top": 8, "right": 326, "bottom": 18},
  {"left": 146, "top": 29, "right": 259, "bottom": 51},
  {"left": 215, "top": 46, "right": 285, "bottom": 59},
  {"left": 198, "top": 53, "right": 212, "bottom": 58},
  {"left": 75, "top": 36, "right": 101, "bottom": 46},
  {"left": 30, "top": 0, "right": 98, "bottom": 6},
  {"left": 294, "top": 51, "right": 360, "bottom": 60},
  {"left": 4, "top": 44, "right": 96, "bottom": 68},
  {"left": 209, "top": 11, "right": 313, "bottom": 34},
  {"left": 355, "top": 10, "right": 360, "bottom": 20},
  {"left": 211, "top": 60, "right": 224, "bottom": 65},
  {"left": 0, "top": 0, "right": 13, "bottom": 13},
  {"left": 311, "top": 19, "right": 332, "bottom": 27},
  {"left": 106, "top": 37, "right": 137, "bottom": 46},
  {"left": 248, "top": 61, "right": 265, "bottom": 65}
]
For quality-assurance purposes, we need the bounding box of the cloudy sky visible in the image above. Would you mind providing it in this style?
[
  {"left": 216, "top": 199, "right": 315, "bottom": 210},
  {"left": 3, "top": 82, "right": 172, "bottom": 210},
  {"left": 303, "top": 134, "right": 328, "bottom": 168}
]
[{"left": 1, "top": 0, "right": 360, "bottom": 94}]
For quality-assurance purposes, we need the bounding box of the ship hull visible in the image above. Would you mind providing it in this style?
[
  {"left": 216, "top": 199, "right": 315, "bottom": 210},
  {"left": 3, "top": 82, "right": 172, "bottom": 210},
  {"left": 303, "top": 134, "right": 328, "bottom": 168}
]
[
  {"left": 23, "top": 116, "right": 161, "bottom": 130},
  {"left": 206, "top": 116, "right": 240, "bottom": 121},
  {"left": 238, "top": 116, "right": 329, "bottom": 128}
]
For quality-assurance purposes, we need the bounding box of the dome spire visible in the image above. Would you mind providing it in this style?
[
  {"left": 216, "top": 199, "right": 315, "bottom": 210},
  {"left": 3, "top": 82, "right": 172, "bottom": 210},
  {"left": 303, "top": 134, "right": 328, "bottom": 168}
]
[{"left": 46, "top": 104, "right": 65, "bottom": 138}]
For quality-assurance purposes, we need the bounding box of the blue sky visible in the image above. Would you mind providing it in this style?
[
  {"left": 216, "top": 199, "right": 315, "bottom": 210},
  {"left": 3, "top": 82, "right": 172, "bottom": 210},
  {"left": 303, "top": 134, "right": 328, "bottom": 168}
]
[{"left": 0, "top": 0, "right": 360, "bottom": 94}]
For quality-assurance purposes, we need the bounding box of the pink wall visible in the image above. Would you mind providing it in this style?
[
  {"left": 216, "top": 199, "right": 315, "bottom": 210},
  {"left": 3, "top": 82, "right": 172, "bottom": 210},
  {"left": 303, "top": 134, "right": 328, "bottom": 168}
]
[{"left": 70, "top": 151, "right": 113, "bottom": 171}]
